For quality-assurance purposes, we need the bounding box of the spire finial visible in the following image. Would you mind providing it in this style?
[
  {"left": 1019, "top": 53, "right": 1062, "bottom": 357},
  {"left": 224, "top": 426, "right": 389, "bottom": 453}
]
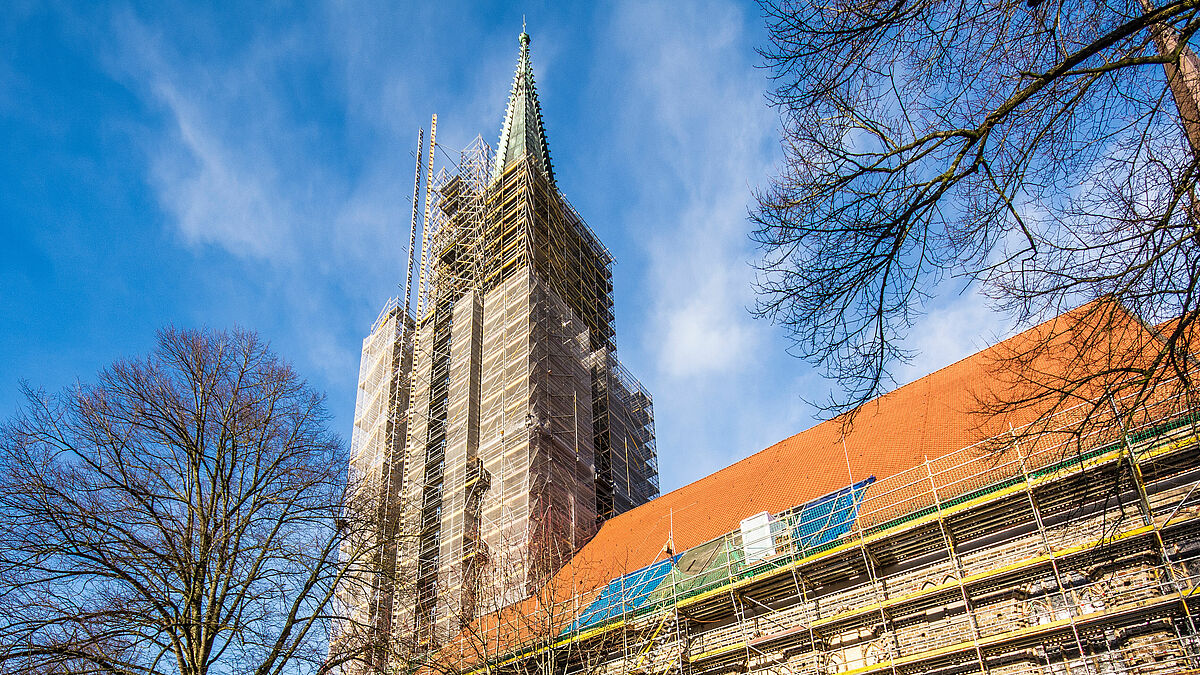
[{"left": 519, "top": 21, "right": 529, "bottom": 48}]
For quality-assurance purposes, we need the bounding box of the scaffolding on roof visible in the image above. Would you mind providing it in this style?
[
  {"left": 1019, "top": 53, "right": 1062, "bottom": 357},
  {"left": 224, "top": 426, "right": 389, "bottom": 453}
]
[{"left": 428, "top": 373, "right": 1200, "bottom": 675}]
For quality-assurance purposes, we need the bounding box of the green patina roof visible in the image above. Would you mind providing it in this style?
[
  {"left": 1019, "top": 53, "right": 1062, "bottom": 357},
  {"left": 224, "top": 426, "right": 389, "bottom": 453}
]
[{"left": 492, "top": 31, "right": 556, "bottom": 187}]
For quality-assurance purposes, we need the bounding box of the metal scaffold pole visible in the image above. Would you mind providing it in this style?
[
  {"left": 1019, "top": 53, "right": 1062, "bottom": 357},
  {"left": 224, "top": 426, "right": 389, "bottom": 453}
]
[
  {"left": 405, "top": 127, "right": 424, "bottom": 321},
  {"left": 417, "top": 113, "right": 437, "bottom": 323}
]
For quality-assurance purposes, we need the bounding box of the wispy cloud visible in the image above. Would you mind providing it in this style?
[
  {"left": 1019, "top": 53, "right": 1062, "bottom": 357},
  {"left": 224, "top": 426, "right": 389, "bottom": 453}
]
[
  {"left": 100, "top": 6, "right": 408, "bottom": 395},
  {"left": 596, "top": 0, "right": 812, "bottom": 488},
  {"left": 894, "top": 284, "right": 1015, "bottom": 385},
  {"left": 648, "top": 183, "right": 765, "bottom": 379},
  {"left": 608, "top": 0, "right": 775, "bottom": 380},
  {"left": 108, "top": 11, "right": 314, "bottom": 262},
  {"left": 148, "top": 80, "right": 298, "bottom": 260}
]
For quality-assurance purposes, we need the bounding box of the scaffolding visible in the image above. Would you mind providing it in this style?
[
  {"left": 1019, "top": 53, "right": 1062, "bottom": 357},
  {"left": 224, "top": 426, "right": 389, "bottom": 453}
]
[
  {"left": 334, "top": 298, "right": 413, "bottom": 672},
  {"left": 371, "top": 28, "right": 661, "bottom": 648},
  {"left": 591, "top": 350, "right": 660, "bottom": 518},
  {"left": 391, "top": 132, "right": 658, "bottom": 647},
  {"left": 433, "top": 376, "right": 1200, "bottom": 675},
  {"left": 343, "top": 33, "right": 659, "bottom": 662}
]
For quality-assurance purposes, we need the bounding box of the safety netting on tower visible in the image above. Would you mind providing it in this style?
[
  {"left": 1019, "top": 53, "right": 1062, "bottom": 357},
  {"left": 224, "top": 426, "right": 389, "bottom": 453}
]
[
  {"left": 592, "top": 352, "right": 659, "bottom": 519},
  {"left": 394, "top": 133, "right": 659, "bottom": 643}
]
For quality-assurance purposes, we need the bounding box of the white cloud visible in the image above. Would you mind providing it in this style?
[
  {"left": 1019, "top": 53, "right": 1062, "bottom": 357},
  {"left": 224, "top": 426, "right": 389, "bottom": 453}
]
[
  {"left": 594, "top": 0, "right": 814, "bottom": 490},
  {"left": 149, "top": 80, "right": 297, "bottom": 260},
  {"left": 106, "top": 10, "right": 316, "bottom": 263},
  {"left": 100, "top": 7, "right": 403, "bottom": 407},
  {"left": 895, "top": 284, "right": 1015, "bottom": 385},
  {"left": 606, "top": 0, "right": 776, "bottom": 380},
  {"left": 659, "top": 291, "right": 756, "bottom": 377},
  {"left": 650, "top": 188, "right": 766, "bottom": 379}
]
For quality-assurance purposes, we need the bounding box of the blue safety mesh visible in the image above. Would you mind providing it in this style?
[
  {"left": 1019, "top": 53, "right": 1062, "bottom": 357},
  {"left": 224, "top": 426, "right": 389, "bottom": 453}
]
[
  {"left": 564, "top": 555, "right": 679, "bottom": 634},
  {"left": 561, "top": 477, "right": 876, "bottom": 636},
  {"left": 790, "top": 476, "right": 875, "bottom": 552}
]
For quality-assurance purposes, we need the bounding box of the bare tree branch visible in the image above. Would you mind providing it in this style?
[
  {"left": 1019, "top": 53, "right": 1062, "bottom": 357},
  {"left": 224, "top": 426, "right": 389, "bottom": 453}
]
[
  {"left": 752, "top": 0, "right": 1200, "bottom": 432},
  {"left": 0, "top": 327, "right": 390, "bottom": 675}
]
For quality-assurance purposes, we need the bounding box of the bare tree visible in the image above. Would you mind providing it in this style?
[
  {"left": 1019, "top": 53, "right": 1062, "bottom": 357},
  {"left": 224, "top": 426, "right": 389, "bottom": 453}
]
[
  {"left": 0, "top": 327, "right": 390, "bottom": 675},
  {"left": 752, "top": 0, "right": 1200, "bottom": 428}
]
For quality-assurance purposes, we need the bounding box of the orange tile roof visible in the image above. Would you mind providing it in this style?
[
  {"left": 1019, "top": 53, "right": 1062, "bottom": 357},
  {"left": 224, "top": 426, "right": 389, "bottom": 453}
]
[
  {"left": 544, "top": 299, "right": 1167, "bottom": 600},
  {"left": 437, "top": 300, "right": 1179, "bottom": 665}
]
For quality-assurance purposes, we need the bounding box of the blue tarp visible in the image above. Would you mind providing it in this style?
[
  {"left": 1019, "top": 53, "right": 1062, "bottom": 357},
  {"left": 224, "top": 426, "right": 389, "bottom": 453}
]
[
  {"left": 790, "top": 476, "right": 875, "bottom": 552},
  {"left": 561, "top": 477, "right": 876, "bottom": 636},
  {"left": 564, "top": 554, "right": 679, "bottom": 634}
]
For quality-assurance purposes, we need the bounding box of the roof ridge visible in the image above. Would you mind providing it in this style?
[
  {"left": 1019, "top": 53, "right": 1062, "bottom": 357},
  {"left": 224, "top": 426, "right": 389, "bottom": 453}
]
[
  {"left": 451, "top": 299, "right": 1157, "bottom": 650},
  {"left": 593, "top": 300, "right": 1122, "bottom": 534}
]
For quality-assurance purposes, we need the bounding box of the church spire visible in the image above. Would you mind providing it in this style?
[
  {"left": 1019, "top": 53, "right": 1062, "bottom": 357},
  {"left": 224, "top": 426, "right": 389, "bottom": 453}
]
[{"left": 492, "top": 30, "right": 555, "bottom": 187}]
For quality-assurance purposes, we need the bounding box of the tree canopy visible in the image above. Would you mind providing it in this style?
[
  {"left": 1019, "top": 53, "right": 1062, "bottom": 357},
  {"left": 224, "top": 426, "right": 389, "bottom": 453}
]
[
  {"left": 753, "top": 0, "right": 1200, "bottom": 419},
  {"left": 0, "top": 327, "right": 385, "bottom": 675}
]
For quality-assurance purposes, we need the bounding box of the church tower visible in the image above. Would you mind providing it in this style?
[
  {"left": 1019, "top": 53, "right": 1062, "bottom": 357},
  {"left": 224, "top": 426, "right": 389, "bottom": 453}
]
[{"left": 386, "top": 32, "right": 659, "bottom": 646}]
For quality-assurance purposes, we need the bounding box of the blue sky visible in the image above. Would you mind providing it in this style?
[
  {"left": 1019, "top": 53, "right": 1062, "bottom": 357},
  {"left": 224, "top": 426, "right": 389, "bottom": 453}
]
[{"left": 0, "top": 0, "right": 1010, "bottom": 493}]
